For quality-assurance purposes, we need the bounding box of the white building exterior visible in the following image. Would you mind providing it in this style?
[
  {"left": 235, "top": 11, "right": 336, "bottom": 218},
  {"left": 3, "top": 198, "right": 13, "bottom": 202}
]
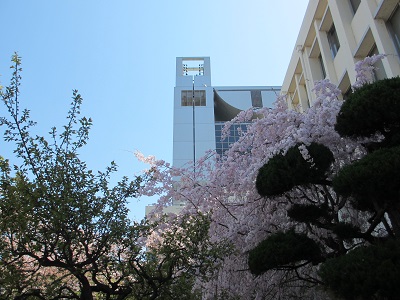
[
  {"left": 282, "top": 0, "right": 400, "bottom": 111},
  {"left": 146, "top": 58, "right": 280, "bottom": 217},
  {"left": 173, "top": 57, "right": 280, "bottom": 169}
]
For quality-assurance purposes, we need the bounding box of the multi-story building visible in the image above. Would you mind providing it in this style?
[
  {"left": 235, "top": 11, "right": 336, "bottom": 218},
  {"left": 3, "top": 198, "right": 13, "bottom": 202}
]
[
  {"left": 145, "top": 57, "right": 280, "bottom": 216},
  {"left": 173, "top": 57, "right": 280, "bottom": 169},
  {"left": 282, "top": 0, "right": 400, "bottom": 111}
]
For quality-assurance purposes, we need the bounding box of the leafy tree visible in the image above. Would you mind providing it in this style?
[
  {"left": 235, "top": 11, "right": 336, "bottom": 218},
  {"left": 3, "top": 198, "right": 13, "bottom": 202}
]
[
  {"left": 0, "top": 53, "right": 143, "bottom": 299},
  {"left": 0, "top": 54, "right": 226, "bottom": 300},
  {"left": 127, "top": 213, "right": 230, "bottom": 300}
]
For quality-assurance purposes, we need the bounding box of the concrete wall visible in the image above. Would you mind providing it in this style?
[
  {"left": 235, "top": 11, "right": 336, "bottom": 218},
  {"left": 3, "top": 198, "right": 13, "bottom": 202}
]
[{"left": 282, "top": 0, "right": 400, "bottom": 112}]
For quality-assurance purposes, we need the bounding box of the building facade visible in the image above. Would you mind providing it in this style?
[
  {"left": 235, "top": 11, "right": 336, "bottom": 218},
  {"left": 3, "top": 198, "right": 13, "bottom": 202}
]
[
  {"left": 146, "top": 57, "right": 280, "bottom": 216},
  {"left": 282, "top": 0, "right": 400, "bottom": 111},
  {"left": 173, "top": 57, "right": 280, "bottom": 169}
]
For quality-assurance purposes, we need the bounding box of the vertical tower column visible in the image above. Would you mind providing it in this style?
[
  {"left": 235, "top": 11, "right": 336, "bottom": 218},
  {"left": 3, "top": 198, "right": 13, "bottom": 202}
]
[{"left": 173, "top": 57, "right": 215, "bottom": 170}]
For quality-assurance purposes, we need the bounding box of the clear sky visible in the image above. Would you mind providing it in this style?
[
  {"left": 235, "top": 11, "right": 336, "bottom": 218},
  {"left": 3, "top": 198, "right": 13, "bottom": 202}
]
[{"left": 0, "top": 0, "right": 309, "bottom": 220}]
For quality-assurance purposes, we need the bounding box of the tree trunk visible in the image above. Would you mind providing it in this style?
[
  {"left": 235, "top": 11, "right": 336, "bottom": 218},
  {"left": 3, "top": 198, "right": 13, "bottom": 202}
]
[{"left": 80, "top": 277, "right": 94, "bottom": 300}]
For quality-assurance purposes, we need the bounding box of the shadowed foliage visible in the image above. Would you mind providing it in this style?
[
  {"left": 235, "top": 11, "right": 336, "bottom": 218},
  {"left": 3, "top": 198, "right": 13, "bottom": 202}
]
[
  {"left": 335, "top": 77, "right": 400, "bottom": 148},
  {"left": 248, "top": 230, "right": 321, "bottom": 275},
  {"left": 322, "top": 76, "right": 400, "bottom": 299},
  {"left": 319, "top": 240, "right": 400, "bottom": 300},
  {"left": 250, "top": 74, "right": 400, "bottom": 299},
  {"left": 331, "top": 222, "right": 362, "bottom": 241},
  {"left": 256, "top": 143, "right": 334, "bottom": 197},
  {"left": 333, "top": 146, "right": 400, "bottom": 212},
  {"left": 287, "top": 203, "right": 331, "bottom": 224}
]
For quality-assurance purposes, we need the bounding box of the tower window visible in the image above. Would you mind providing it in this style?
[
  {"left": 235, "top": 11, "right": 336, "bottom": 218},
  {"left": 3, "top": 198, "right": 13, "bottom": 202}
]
[
  {"left": 319, "top": 54, "right": 326, "bottom": 78},
  {"left": 327, "top": 24, "right": 340, "bottom": 58},
  {"left": 388, "top": 5, "right": 400, "bottom": 57},
  {"left": 369, "top": 45, "right": 386, "bottom": 81},
  {"left": 349, "top": 0, "right": 361, "bottom": 14},
  {"left": 181, "top": 90, "right": 206, "bottom": 106},
  {"left": 343, "top": 86, "right": 352, "bottom": 100}
]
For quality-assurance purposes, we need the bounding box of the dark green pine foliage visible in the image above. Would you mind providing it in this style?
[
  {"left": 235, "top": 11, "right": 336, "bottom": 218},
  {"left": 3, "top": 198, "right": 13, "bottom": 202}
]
[
  {"left": 256, "top": 142, "right": 334, "bottom": 197},
  {"left": 321, "top": 77, "right": 400, "bottom": 299},
  {"left": 287, "top": 203, "right": 331, "bottom": 224},
  {"left": 251, "top": 76, "right": 400, "bottom": 298},
  {"left": 335, "top": 77, "right": 400, "bottom": 149},
  {"left": 319, "top": 240, "right": 400, "bottom": 300},
  {"left": 250, "top": 143, "right": 334, "bottom": 277},
  {"left": 333, "top": 146, "right": 400, "bottom": 212},
  {"left": 333, "top": 77, "right": 400, "bottom": 235},
  {"left": 248, "top": 230, "right": 321, "bottom": 276}
]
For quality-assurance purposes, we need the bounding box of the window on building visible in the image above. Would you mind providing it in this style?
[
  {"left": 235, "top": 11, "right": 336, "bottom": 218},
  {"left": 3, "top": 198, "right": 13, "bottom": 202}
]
[
  {"left": 318, "top": 54, "right": 327, "bottom": 78},
  {"left": 215, "top": 122, "right": 248, "bottom": 156},
  {"left": 369, "top": 45, "right": 387, "bottom": 81},
  {"left": 303, "top": 84, "right": 310, "bottom": 108},
  {"left": 388, "top": 5, "right": 400, "bottom": 57},
  {"left": 181, "top": 90, "right": 206, "bottom": 106},
  {"left": 343, "top": 86, "right": 352, "bottom": 100},
  {"left": 327, "top": 24, "right": 340, "bottom": 58},
  {"left": 349, "top": 0, "right": 361, "bottom": 14}
]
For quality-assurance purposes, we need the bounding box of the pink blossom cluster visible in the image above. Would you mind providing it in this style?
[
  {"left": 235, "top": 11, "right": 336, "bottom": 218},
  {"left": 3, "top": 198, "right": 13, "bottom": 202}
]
[{"left": 353, "top": 54, "right": 386, "bottom": 89}]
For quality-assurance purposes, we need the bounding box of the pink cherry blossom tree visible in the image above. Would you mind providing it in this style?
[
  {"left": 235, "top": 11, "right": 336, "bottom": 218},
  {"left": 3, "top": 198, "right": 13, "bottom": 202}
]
[{"left": 137, "top": 55, "right": 386, "bottom": 299}]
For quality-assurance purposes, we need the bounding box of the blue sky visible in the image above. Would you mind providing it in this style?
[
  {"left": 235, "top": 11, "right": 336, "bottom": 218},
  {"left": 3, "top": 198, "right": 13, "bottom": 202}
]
[{"left": 0, "top": 0, "right": 309, "bottom": 220}]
